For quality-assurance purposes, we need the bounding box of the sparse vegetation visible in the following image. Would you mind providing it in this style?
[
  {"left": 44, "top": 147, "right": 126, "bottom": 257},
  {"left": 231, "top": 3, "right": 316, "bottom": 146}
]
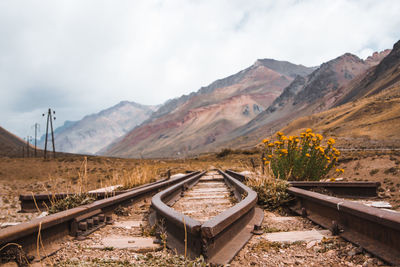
[
  {"left": 48, "top": 194, "right": 95, "bottom": 214},
  {"left": 369, "top": 169, "right": 379, "bottom": 176},
  {"left": 246, "top": 174, "right": 293, "bottom": 211},
  {"left": 216, "top": 148, "right": 233, "bottom": 158},
  {"left": 261, "top": 129, "right": 342, "bottom": 181},
  {"left": 54, "top": 253, "right": 209, "bottom": 267}
]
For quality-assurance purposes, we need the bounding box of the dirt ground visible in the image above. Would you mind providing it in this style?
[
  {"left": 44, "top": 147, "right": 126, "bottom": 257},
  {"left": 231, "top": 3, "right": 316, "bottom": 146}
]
[
  {"left": 0, "top": 154, "right": 245, "bottom": 224},
  {"left": 0, "top": 150, "right": 399, "bottom": 266}
]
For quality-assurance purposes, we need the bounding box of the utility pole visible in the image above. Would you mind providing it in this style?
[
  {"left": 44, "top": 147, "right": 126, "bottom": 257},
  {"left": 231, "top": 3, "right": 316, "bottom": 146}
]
[
  {"left": 32, "top": 123, "right": 40, "bottom": 157},
  {"left": 43, "top": 108, "right": 56, "bottom": 159}
]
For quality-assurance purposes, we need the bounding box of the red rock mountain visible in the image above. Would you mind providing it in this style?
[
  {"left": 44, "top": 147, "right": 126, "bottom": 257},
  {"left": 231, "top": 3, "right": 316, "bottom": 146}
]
[
  {"left": 200, "top": 49, "right": 391, "bottom": 152},
  {"left": 105, "top": 59, "right": 315, "bottom": 157},
  {"left": 280, "top": 41, "right": 400, "bottom": 147}
]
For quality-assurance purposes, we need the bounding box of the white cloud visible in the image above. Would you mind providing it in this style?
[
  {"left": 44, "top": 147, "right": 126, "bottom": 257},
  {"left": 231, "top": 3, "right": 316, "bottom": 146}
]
[{"left": 0, "top": 0, "right": 400, "bottom": 137}]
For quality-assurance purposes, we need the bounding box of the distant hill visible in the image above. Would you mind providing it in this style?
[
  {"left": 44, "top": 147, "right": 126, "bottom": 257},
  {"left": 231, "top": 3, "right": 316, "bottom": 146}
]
[
  {"left": 0, "top": 126, "right": 26, "bottom": 157},
  {"left": 280, "top": 41, "right": 400, "bottom": 148},
  {"left": 104, "top": 59, "right": 315, "bottom": 158},
  {"left": 40, "top": 101, "right": 158, "bottom": 154}
]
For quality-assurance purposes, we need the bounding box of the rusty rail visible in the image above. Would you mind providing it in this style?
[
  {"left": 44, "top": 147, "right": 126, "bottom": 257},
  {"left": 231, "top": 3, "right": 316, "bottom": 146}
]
[
  {"left": 226, "top": 169, "right": 399, "bottom": 265},
  {"left": 151, "top": 169, "right": 263, "bottom": 265},
  {"left": 19, "top": 177, "right": 174, "bottom": 212},
  {"left": 0, "top": 171, "right": 200, "bottom": 261},
  {"left": 287, "top": 181, "right": 379, "bottom": 198},
  {"left": 226, "top": 169, "right": 380, "bottom": 197},
  {"left": 289, "top": 187, "right": 400, "bottom": 265}
]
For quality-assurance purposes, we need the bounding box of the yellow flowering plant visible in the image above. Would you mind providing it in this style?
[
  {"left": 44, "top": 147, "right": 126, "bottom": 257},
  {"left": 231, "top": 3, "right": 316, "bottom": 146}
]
[{"left": 262, "top": 129, "right": 341, "bottom": 181}]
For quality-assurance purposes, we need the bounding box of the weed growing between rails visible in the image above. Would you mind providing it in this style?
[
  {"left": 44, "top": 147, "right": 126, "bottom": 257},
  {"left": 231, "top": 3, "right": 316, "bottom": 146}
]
[
  {"left": 246, "top": 172, "right": 293, "bottom": 211},
  {"left": 262, "top": 129, "right": 344, "bottom": 181}
]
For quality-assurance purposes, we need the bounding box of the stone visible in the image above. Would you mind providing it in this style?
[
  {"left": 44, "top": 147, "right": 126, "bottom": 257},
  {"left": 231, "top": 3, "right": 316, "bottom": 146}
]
[
  {"left": 88, "top": 185, "right": 122, "bottom": 193},
  {"left": 306, "top": 240, "right": 317, "bottom": 249},
  {"left": 0, "top": 222, "right": 20, "bottom": 228},
  {"left": 92, "top": 235, "right": 161, "bottom": 252},
  {"left": 38, "top": 211, "right": 48, "bottom": 218},
  {"left": 112, "top": 221, "right": 144, "bottom": 229},
  {"left": 264, "top": 230, "right": 331, "bottom": 243},
  {"left": 362, "top": 259, "right": 375, "bottom": 267}
]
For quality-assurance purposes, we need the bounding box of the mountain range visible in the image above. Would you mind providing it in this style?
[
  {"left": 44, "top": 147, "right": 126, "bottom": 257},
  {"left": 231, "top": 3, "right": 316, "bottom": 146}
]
[
  {"left": 104, "top": 59, "right": 315, "bottom": 157},
  {"left": 104, "top": 45, "right": 394, "bottom": 158},
  {"left": 3, "top": 40, "right": 398, "bottom": 158},
  {"left": 38, "top": 101, "right": 158, "bottom": 154}
]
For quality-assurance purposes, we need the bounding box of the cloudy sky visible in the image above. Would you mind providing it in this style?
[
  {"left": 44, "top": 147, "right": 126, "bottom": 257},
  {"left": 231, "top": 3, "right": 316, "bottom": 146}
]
[{"left": 1, "top": 0, "right": 400, "bottom": 138}]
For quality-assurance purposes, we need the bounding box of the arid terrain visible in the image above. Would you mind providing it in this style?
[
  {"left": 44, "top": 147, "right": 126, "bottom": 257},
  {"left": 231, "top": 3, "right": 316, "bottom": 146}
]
[
  {"left": 0, "top": 148, "right": 399, "bottom": 266},
  {"left": 1, "top": 148, "right": 399, "bottom": 221}
]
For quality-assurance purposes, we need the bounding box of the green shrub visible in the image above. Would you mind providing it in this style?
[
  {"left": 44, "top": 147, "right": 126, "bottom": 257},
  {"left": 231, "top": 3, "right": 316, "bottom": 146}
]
[
  {"left": 262, "top": 129, "right": 342, "bottom": 181},
  {"left": 216, "top": 148, "right": 233, "bottom": 158},
  {"left": 48, "top": 194, "right": 95, "bottom": 214},
  {"left": 246, "top": 176, "right": 293, "bottom": 210}
]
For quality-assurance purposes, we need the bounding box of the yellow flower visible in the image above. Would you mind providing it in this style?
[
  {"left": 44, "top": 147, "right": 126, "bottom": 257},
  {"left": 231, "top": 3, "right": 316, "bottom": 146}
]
[
  {"left": 281, "top": 149, "right": 288, "bottom": 154},
  {"left": 262, "top": 139, "right": 269, "bottom": 144},
  {"left": 306, "top": 128, "right": 312, "bottom": 133},
  {"left": 312, "top": 138, "right": 317, "bottom": 142},
  {"left": 306, "top": 153, "right": 310, "bottom": 157},
  {"left": 329, "top": 177, "right": 336, "bottom": 182},
  {"left": 268, "top": 155, "right": 273, "bottom": 159},
  {"left": 268, "top": 143, "right": 274, "bottom": 147},
  {"left": 336, "top": 168, "right": 341, "bottom": 172},
  {"left": 264, "top": 161, "right": 270, "bottom": 165},
  {"left": 327, "top": 138, "right": 335, "bottom": 145},
  {"left": 276, "top": 131, "right": 284, "bottom": 137},
  {"left": 295, "top": 138, "right": 300, "bottom": 143},
  {"left": 316, "top": 134, "right": 323, "bottom": 141},
  {"left": 281, "top": 136, "right": 288, "bottom": 141},
  {"left": 263, "top": 157, "right": 267, "bottom": 161},
  {"left": 340, "top": 168, "right": 344, "bottom": 173}
]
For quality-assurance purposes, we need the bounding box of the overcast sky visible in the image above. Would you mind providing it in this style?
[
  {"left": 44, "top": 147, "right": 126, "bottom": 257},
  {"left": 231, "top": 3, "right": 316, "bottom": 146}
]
[{"left": 1, "top": 0, "right": 400, "bottom": 138}]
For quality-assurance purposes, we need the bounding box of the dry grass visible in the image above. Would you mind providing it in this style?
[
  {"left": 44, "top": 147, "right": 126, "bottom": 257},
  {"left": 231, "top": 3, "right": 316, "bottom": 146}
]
[{"left": 245, "top": 171, "right": 294, "bottom": 211}]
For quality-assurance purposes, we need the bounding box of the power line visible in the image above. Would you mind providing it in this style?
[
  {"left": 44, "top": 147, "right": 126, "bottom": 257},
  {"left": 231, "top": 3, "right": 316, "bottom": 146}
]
[
  {"left": 31, "top": 123, "right": 40, "bottom": 157},
  {"left": 42, "top": 108, "right": 56, "bottom": 159}
]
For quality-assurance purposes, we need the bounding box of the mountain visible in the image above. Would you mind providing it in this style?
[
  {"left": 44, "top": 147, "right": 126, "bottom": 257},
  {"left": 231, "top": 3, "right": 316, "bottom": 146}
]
[
  {"left": 0, "top": 126, "right": 26, "bottom": 157},
  {"left": 208, "top": 49, "right": 391, "bottom": 151},
  {"left": 42, "top": 101, "right": 158, "bottom": 154},
  {"left": 104, "top": 59, "right": 315, "bottom": 158},
  {"left": 281, "top": 41, "right": 400, "bottom": 147}
]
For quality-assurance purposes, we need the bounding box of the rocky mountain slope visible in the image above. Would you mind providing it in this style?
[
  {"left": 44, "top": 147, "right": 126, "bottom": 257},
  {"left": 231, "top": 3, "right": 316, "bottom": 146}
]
[
  {"left": 281, "top": 41, "right": 400, "bottom": 147},
  {"left": 0, "top": 126, "right": 26, "bottom": 157},
  {"left": 105, "top": 59, "right": 315, "bottom": 158},
  {"left": 42, "top": 101, "right": 157, "bottom": 154},
  {"left": 212, "top": 49, "right": 391, "bottom": 151}
]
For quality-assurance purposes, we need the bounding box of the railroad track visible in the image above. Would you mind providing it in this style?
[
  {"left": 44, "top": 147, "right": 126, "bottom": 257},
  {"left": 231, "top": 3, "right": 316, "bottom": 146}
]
[
  {"left": 228, "top": 170, "right": 400, "bottom": 266},
  {"left": 0, "top": 171, "right": 202, "bottom": 265},
  {"left": 0, "top": 169, "right": 264, "bottom": 266},
  {"left": 2, "top": 168, "right": 399, "bottom": 266},
  {"left": 151, "top": 170, "right": 263, "bottom": 265}
]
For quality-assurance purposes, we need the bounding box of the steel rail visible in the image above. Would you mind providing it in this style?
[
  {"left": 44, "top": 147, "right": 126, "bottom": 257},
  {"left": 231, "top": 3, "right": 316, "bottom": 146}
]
[
  {"left": 226, "top": 169, "right": 380, "bottom": 197},
  {"left": 0, "top": 171, "right": 200, "bottom": 261},
  {"left": 226, "top": 169, "right": 399, "bottom": 264},
  {"left": 19, "top": 176, "right": 174, "bottom": 212},
  {"left": 151, "top": 169, "right": 263, "bottom": 265},
  {"left": 288, "top": 187, "right": 400, "bottom": 265}
]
